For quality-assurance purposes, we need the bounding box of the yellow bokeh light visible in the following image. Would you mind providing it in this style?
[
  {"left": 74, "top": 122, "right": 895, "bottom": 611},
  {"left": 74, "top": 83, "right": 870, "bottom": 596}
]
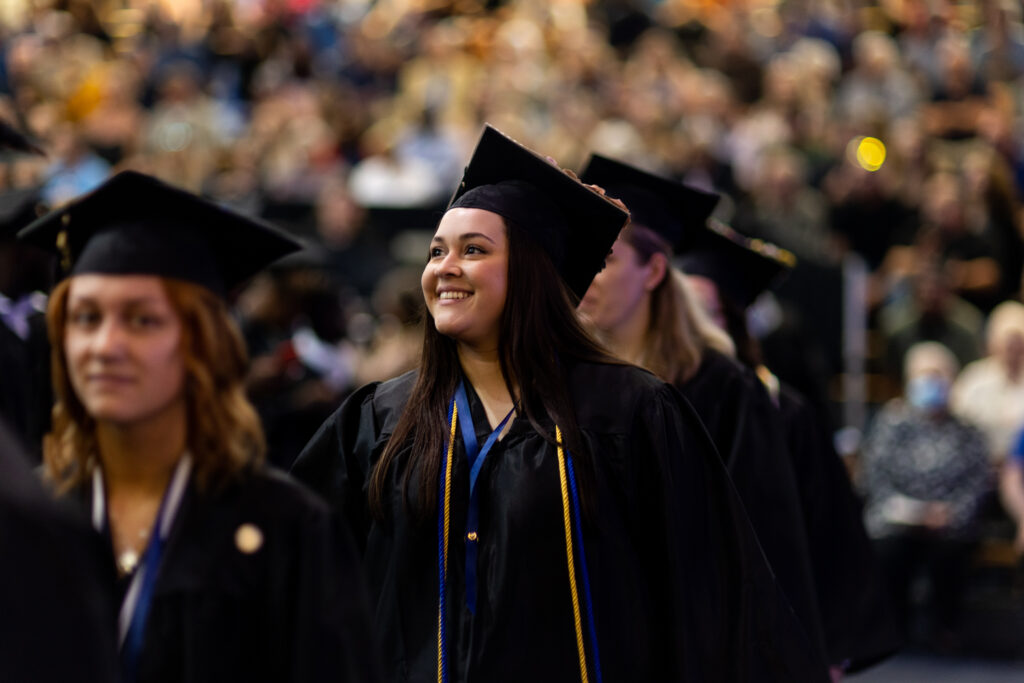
[{"left": 856, "top": 136, "right": 886, "bottom": 172}]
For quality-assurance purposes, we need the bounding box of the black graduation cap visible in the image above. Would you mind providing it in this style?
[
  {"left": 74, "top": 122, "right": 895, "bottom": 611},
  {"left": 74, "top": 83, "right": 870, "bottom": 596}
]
[
  {"left": 448, "top": 125, "right": 629, "bottom": 300},
  {"left": 0, "top": 118, "right": 45, "bottom": 156},
  {"left": 579, "top": 154, "right": 719, "bottom": 254},
  {"left": 679, "top": 221, "right": 796, "bottom": 309},
  {"left": 17, "top": 170, "right": 301, "bottom": 298},
  {"left": 0, "top": 187, "right": 46, "bottom": 242}
]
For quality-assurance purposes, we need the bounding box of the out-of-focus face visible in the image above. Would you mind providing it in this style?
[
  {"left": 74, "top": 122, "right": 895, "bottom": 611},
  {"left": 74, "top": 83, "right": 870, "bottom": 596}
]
[
  {"left": 1000, "top": 331, "right": 1024, "bottom": 377},
  {"left": 580, "top": 237, "right": 657, "bottom": 333},
  {"left": 685, "top": 274, "right": 727, "bottom": 331},
  {"left": 422, "top": 207, "right": 509, "bottom": 351},
  {"left": 904, "top": 351, "right": 955, "bottom": 414},
  {"left": 64, "top": 274, "right": 186, "bottom": 427}
]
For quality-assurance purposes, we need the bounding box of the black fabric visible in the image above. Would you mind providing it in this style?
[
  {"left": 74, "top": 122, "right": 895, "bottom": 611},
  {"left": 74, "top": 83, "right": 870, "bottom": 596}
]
[
  {"left": 68, "top": 467, "right": 379, "bottom": 683},
  {"left": 0, "top": 419, "right": 118, "bottom": 683},
  {"left": 17, "top": 171, "right": 300, "bottom": 298},
  {"left": 579, "top": 154, "right": 720, "bottom": 253},
  {"left": 451, "top": 181, "right": 568, "bottom": 269},
  {"left": 292, "top": 362, "right": 830, "bottom": 682},
  {"left": 448, "top": 126, "right": 628, "bottom": 300},
  {"left": 0, "top": 187, "right": 45, "bottom": 239},
  {"left": 778, "top": 385, "right": 901, "bottom": 672},
  {"left": 679, "top": 222, "right": 794, "bottom": 309},
  {"left": 0, "top": 311, "right": 51, "bottom": 461},
  {"left": 679, "top": 350, "right": 829, "bottom": 667}
]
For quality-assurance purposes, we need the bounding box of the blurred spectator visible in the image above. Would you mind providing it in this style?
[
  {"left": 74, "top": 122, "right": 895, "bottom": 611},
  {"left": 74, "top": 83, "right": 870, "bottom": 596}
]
[
  {"left": 951, "top": 300, "right": 1024, "bottom": 464},
  {"left": 734, "top": 144, "right": 836, "bottom": 265},
  {"left": 835, "top": 31, "right": 923, "bottom": 127},
  {"left": 40, "top": 119, "right": 109, "bottom": 206},
  {"left": 923, "top": 35, "right": 988, "bottom": 140},
  {"left": 355, "top": 265, "right": 423, "bottom": 385},
  {"left": 315, "top": 171, "right": 396, "bottom": 297},
  {"left": 860, "top": 342, "right": 992, "bottom": 647},
  {"left": 880, "top": 264, "right": 984, "bottom": 379},
  {"left": 882, "top": 170, "right": 1003, "bottom": 312},
  {"left": 237, "top": 252, "right": 356, "bottom": 470}
]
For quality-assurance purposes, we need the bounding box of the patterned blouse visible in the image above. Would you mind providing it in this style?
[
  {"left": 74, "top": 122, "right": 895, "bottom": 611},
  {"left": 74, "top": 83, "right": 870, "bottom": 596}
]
[{"left": 860, "top": 400, "right": 992, "bottom": 541}]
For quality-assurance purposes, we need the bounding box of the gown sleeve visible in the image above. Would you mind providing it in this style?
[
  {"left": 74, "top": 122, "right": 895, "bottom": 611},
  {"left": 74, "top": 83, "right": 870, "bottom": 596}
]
[
  {"left": 283, "top": 485, "right": 381, "bottom": 682},
  {"left": 291, "top": 381, "right": 383, "bottom": 551},
  {"left": 780, "top": 387, "right": 901, "bottom": 672},
  {"left": 634, "top": 383, "right": 831, "bottom": 682},
  {"left": 686, "top": 362, "right": 830, "bottom": 670},
  {"left": 0, "top": 420, "right": 118, "bottom": 683}
]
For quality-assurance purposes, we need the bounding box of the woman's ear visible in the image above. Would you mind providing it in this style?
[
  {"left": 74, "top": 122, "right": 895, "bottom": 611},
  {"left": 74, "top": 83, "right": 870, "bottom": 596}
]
[{"left": 645, "top": 252, "right": 668, "bottom": 292}]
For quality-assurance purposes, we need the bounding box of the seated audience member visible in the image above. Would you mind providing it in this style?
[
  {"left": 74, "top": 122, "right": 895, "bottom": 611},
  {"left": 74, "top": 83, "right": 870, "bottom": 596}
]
[
  {"left": 881, "top": 264, "right": 983, "bottom": 381},
  {"left": 946, "top": 301, "right": 1024, "bottom": 464},
  {"left": 951, "top": 300, "right": 1024, "bottom": 465},
  {"left": 860, "top": 342, "right": 992, "bottom": 646}
]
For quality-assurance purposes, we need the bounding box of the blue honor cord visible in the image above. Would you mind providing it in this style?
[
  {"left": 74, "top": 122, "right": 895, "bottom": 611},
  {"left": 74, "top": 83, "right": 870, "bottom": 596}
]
[{"left": 436, "top": 386, "right": 600, "bottom": 683}]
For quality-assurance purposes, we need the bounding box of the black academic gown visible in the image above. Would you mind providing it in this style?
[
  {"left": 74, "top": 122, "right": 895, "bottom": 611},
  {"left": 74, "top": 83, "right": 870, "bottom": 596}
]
[
  {"left": 0, "top": 311, "right": 51, "bottom": 461},
  {"left": 293, "top": 361, "right": 830, "bottom": 682},
  {"left": 679, "top": 349, "right": 829, "bottom": 668},
  {"left": 70, "top": 466, "right": 379, "bottom": 683},
  {"left": 778, "top": 385, "right": 901, "bottom": 672},
  {"left": 0, "top": 419, "right": 117, "bottom": 683}
]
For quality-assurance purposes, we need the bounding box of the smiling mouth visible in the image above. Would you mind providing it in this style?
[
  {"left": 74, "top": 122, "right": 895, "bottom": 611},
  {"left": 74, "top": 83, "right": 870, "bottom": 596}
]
[
  {"left": 439, "top": 291, "right": 471, "bottom": 300},
  {"left": 86, "top": 374, "right": 134, "bottom": 385}
]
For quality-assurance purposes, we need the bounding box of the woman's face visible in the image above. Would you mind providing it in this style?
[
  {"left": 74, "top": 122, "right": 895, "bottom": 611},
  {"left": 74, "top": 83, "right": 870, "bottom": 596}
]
[
  {"left": 685, "top": 274, "right": 727, "bottom": 331},
  {"left": 579, "top": 237, "right": 659, "bottom": 333},
  {"left": 422, "top": 207, "right": 509, "bottom": 350},
  {"left": 64, "top": 274, "right": 186, "bottom": 427}
]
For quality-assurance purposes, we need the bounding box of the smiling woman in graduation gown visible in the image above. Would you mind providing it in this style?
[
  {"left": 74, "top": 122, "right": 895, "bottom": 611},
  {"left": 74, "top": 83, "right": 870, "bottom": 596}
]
[
  {"left": 293, "top": 126, "right": 829, "bottom": 682},
  {"left": 19, "top": 171, "right": 377, "bottom": 683}
]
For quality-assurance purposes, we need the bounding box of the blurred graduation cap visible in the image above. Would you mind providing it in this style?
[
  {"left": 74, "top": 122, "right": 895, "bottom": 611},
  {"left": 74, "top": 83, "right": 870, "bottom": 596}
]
[
  {"left": 679, "top": 220, "right": 796, "bottom": 309},
  {"left": 0, "top": 187, "right": 46, "bottom": 242},
  {"left": 448, "top": 125, "right": 629, "bottom": 300},
  {"left": 17, "top": 171, "right": 301, "bottom": 298},
  {"left": 579, "top": 154, "right": 719, "bottom": 254},
  {"left": 0, "top": 119, "right": 45, "bottom": 157}
]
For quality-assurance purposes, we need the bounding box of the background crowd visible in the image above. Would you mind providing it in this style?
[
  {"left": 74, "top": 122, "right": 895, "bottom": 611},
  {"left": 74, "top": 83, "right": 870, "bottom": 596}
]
[{"left": 6, "top": 0, "right": 1024, "bottom": 666}]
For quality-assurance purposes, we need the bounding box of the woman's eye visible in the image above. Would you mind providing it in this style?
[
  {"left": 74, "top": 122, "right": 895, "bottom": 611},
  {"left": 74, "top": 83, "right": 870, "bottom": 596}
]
[
  {"left": 69, "top": 310, "right": 100, "bottom": 327},
  {"left": 429, "top": 247, "right": 445, "bottom": 258},
  {"left": 466, "top": 245, "right": 485, "bottom": 255},
  {"left": 128, "top": 313, "right": 163, "bottom": 329}
]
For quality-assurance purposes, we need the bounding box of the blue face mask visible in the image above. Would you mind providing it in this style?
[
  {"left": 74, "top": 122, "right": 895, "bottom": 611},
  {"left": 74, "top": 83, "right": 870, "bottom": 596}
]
[{"left": 906, "top": 375, "right": 950, "bottom": 412}]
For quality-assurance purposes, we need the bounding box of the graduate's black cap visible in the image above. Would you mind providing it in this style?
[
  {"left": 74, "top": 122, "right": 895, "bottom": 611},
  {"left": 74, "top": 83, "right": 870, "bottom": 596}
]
[
  {"left": 0, "top": 118, "right": 45, "bottom": 156},
  {"left": 0, "top": 187, "right": 45, "bottom": 241},
  {"left": 448, "top": 125, "right": 629, "bottom": 300},
  {"left": 17, "top": 171, "right": 300, "bottom": 298},
  {"left": 679, "top": 221, "right": 796, "bottom": 309},
  {"left": 579, "top": 154, "right": 719, "bottom": 254}
]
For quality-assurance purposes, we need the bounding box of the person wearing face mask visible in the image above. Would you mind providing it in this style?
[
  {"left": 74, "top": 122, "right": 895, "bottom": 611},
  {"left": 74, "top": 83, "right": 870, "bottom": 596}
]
[{"left": 859, "top": 341, "right": 992, "bottom": 648}]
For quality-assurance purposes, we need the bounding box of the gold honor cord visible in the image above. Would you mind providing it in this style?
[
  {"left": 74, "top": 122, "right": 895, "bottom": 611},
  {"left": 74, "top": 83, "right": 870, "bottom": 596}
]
[
  {"left": 557, "top": 426, "right": 590, "bottom": 683},
  {"left": 438, "top": 401, "right": 458, "bottom": 683},
  {"left": 436, "top": 413, "right": 592, "bottom": 683}
]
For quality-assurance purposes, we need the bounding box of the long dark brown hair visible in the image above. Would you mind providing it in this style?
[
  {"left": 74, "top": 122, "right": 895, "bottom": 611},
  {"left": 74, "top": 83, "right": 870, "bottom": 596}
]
[{"left": 368, "top": 217, "right": 618, "bottom": 518}]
